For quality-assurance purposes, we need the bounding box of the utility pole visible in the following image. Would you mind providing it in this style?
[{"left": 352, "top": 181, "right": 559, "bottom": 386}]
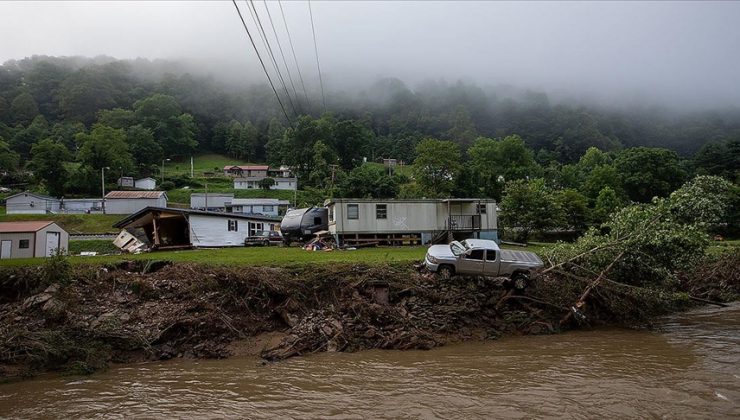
[
  {"left": 205, "top": 182, "right": 208, "bottom": 211},
  {"left": 161, "top": 158, "right": 170, "bottom": 184},
  {"left": 190, "top": 156, "right": 194, "bottom": 178},
  {"left": 101, "top": 166, "right": 110, "bottom": 214}
]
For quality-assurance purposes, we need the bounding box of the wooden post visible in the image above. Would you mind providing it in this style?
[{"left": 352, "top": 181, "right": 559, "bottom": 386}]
[{"left": 152, "top": 214, "right": 161, "bottom": 248}]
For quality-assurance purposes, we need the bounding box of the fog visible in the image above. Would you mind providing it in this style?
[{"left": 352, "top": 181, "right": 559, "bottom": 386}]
[{"left": 1, "top": 1, "right": 739, "bottom": 109}]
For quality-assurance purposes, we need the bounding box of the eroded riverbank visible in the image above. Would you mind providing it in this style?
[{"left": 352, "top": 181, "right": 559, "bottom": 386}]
[
  {"left": 1, "top": 253, "right": 738, "bottom": 381},
  {"left": 1, "top": 303, "right": 738, "bottom": 418}
]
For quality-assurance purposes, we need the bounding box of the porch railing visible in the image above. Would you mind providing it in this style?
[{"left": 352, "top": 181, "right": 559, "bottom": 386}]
[{"left": 446, "top": 214, "right": 481, "bottom": 231}]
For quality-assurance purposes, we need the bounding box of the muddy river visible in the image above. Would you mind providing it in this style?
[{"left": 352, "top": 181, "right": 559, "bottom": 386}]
[{"left": 1, "top": 303, "right": 738, "bottom": 419}]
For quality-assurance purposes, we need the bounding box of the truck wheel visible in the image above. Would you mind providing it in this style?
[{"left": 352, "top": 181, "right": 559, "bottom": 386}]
[
  {"left": 438, "top": 265, "right": 454, "bottom": 280},
  {"left": 511, "top": 273, "right": 529, "bottom": 291}
]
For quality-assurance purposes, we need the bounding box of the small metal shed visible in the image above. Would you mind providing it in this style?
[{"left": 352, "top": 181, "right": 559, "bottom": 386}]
[{"left": 0, "top": 221, "right": 69, "bottom": 259}]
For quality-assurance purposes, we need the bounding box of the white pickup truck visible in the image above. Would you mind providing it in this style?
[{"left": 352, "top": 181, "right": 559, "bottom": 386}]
[{"left": 424, "top": 239, "right": 543, "bottom": 290}]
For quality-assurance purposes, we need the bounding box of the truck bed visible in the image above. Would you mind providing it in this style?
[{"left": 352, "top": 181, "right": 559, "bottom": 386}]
[{"left": 500, "top": 249, "right": 542, "bottom": 264}]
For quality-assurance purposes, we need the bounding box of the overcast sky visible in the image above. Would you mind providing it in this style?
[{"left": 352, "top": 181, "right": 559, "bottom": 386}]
[{"left": 1, "top": 1, "right": 739, "bottom": 108}]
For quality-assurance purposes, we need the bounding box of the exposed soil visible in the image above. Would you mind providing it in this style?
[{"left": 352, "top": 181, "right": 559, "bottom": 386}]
[{"left": 1, "top": 254, "right": 737, "bottom": 381}]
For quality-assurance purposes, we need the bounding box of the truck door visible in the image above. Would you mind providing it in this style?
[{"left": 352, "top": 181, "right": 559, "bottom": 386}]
[
  {"left": 484, "top": 248, "right": 500, "bottom": 276},
  {"left": 458, "top": 249, "right": 485, "bottom": 274}
]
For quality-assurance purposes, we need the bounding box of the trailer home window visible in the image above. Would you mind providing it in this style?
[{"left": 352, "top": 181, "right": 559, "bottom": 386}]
[
  {"left": 376, "top": 204, "right": 387, "bottom": 219},
  {"left": 228, "top": 220, "right": 238, "bottom": 231},
  {"left": 478, "top": 204, "right": 486, "bottom": 214},
  {"left": 347, "top": 204, "right": 359, "bottom": 219}
]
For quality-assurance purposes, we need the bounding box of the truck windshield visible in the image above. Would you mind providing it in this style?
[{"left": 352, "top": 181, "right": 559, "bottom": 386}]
[{"left": 450, "top": 241, "right": 467, "bottom": 256}]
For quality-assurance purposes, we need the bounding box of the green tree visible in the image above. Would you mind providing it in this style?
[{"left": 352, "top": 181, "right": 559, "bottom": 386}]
[
  {"left": 133, "top": 94, "right": 198, "bottom": 156},
  {"left": 693, "top": 139, "right": 739, "bottom": 182},
  {"left": 258, "top": 177, "right": 276, "bottom": 190},
  {"left": 468, "top": 135, "right": 541, "bottom": 199},
  {"left": 554, "top": 189, "right": 589, "bottom": 232},
  {"left": 580, "top": 164, "right": 625, "bottom": 202},
  {"left": 308, "top": 140, "right": 339, "bottom": 190},
  {"left": 338, "top": 164, "right": 399, "bottom": 198},
  {"left": 615, "top": 147, "right": 686, "bottom": 202},
  {"left": 30, "top": 139, "right": 71, "bottom": 197},
  {"left": 225, "top": 120, "right": 258, "bottom": 160},
  {"left": 97, "top": 108, "right": 135, "bottom": 129},
  {"left": 9, "top": 115, "right": 49, "bottom": 160},
  {"left": 592, "top": 186, "right": 624, "bottom": 224},
  {"left": 500, "top": 178, "right": 561, "bottom": 242},
  {"left": 56, "top": 68, "right": 116, "bottom": 124},
  {"left": 0, "top": 138, "right": 20, "bottom": 171},
  {"left": 9, "top": 92, "right": 39, "bottom": 125},
  {"left": 76, "top": 124, "right": 134, "bottom": 176},
  {"left": 413, "top": 139, "right": 460, "bottom": 197},
  {"left": 126, "top": 125, "right": 162, "bottom": 166}
]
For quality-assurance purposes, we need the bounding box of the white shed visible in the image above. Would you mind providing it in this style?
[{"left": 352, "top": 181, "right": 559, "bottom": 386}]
[
  {"left": 104, "top": 191, "right": 168, "bottom": 215},
  {"left": 4, "top": 192, "right": 60, "bottom": 215},
  {"left": 134, "top": 177, "right": 157, "bottom": 190},
  {"left": 0, "top": 221, "right": 69, "bottom": 259}
]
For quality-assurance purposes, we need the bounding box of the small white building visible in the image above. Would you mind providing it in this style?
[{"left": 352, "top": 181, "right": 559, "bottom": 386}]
[
  {"left": 117, "top": 177, "right": 135, "bottom": 188},
  {"left": 104, "top": 191, "right": 168, "bottom": 215},
  {"left": 234, "top": 177, "right": 297, "bottom": 190},
  {"left": 134, "top": 177, "right": 157, "bottom": 190},
  {"left": 4, "top": 192, "right": 60, "bottom": 214},
  {"left": 113, "top": 207, "right": 280, "bottom": 249},
  {"left": 190, "top": 193, "right": 234, "bottom": 211},
  {"left": 325, "top": 198, "right": 498, "bottom": 246},
  {"left": 60, "top": 198, "right": 104, "bottom": 214},
  {"left": 0, "top": 221, "right": 69, "bottom": 259},
  {"left": 226, "top": 198, "right": 290, "bottom": 217}
]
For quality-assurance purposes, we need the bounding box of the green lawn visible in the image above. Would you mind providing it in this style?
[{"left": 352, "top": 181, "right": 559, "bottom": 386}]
[
  {"left": 0, "top": 213, "right": 123, "bottom": 234},
  {"left": 0, "top": 245, "right": 430, "bottom": 268},
  {"left": 69, "top": 239, "right": 120, "bottom": 255}
]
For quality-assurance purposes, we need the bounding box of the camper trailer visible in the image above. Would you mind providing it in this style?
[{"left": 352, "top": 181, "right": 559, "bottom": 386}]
[{"left": 279, "top": 207, "right": 328, "bottom": 244}]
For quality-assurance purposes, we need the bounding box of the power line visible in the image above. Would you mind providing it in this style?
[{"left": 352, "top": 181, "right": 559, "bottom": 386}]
[
  {"left": 308, "top": 0, "right": 327, "bottom": 112},
  {"left": 263, "top": 0, "right": 301, "bottom": 112},
  {"left": 246, "top": 0, "right": 298, "bottom": 117},
  {"left": 278, "top": 0, "right": 311, "bottom": 110},
  {"left": 231, "top": 0, "right": 291, "bottom": 123}
]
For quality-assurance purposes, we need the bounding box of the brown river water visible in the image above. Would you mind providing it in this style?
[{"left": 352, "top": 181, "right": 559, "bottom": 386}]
[{"left": 1, "top": 303, "right": 738, "bottom": 419}]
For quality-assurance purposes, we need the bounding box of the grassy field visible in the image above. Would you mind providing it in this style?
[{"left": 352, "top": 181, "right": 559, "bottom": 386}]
[
  {"left": 0, "top": 245, "right": 430, "bottom": 268},
  {"left": 68, "top": 239, "right": 120, "bottom": 255},
  {"left": 0, "top": 213, "right": 123, "bottom": 234},
  {"left": 163, "top": 154, "right": 257, "bottom": 177}
]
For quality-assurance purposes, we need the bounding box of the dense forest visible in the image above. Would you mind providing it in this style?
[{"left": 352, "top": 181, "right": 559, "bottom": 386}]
[{"left": 0, "top": 55, "right": 738, "bottom": 237}]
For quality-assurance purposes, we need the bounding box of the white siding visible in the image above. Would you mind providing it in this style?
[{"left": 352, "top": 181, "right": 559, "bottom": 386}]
[
  {"left": 134, "top": 178, "right": 157, "bottom": 190},
  {"left": 329, "top": 200, "right": 497, "bottom": 234},
  {"left": 5, "top": 195, "right": 60, "bottom": 214},
  {"left": 189, "top": 215, "right": 247, "bottom": 247},
  {"left": 190, "top": 194, "right": 233, "bottom": 210},
  {"left": 105, "top": 197, "right": 168, "bottom": 214}
]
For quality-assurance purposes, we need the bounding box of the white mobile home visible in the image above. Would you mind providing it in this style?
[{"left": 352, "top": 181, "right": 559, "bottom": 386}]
[
  {"left": 4, "top": 192, "right": 60, "bottom": 214},
  {"left": 104, "top": 191, "right": 168, "bottom": 214},
  {"left": 113, "top": 207, "right": 280, "bottom": 249},
  {"left": 0, "top": 221, "right": 69, "bottom": 259},
  {"left": 60, "top": 198, "right": 104, "bottom": 214},
  {"left": 190, "top": 193, "right": 234, "bottom": 211},
  {"left": 226, "top": 198, "right": 290, "bottom": 217},
  {"left": 234, "top": 177, "right": 298, "bottom": 191},
  {"left": 325, "top": 198, "right": 497, "bottom": 246}
]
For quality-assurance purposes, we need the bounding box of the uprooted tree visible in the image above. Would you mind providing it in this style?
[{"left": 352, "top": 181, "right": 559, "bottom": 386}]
[{"left": 539, "top": 175, "right": 737, "bottom": 325}]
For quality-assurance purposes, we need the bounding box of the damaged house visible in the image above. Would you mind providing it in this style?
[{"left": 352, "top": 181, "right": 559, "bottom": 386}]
[{"left": 112, "top": 207, "right": 281, "bottom": 250}]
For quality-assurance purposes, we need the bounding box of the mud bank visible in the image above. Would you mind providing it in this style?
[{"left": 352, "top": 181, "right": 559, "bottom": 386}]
[{"left": 1, "top": 255, "right": 737, "bottom": 381}]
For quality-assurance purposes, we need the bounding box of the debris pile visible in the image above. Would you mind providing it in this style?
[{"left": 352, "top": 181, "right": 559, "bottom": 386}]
[{"left": 0, "top": 250, "right": 737, "bottom": 379}]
